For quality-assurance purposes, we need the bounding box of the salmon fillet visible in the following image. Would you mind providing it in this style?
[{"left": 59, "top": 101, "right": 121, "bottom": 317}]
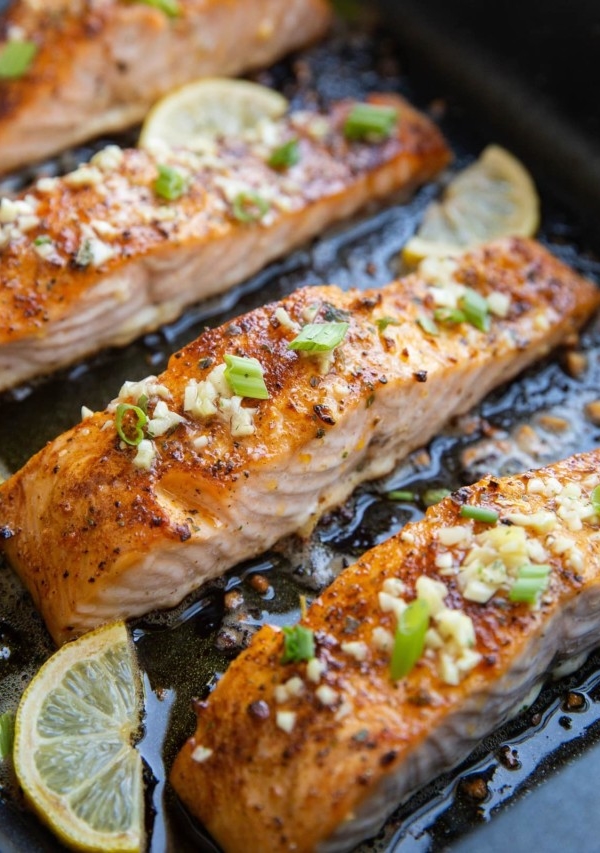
[
  {"left": 0, "top": 0, "right": 332, "bottom": 174},
  {"left": 0, "top": 238, "right": 597, "bottom": 645},
  {"left": 170, "top": 448, "right": 600, "bottom": 853},
  {"left": 0, "top": 93, "right": 450, "bottom": 392}
]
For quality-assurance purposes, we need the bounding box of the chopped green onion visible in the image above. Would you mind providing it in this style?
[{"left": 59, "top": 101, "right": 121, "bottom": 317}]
[
  {"left": 0, "top": 712, "right": 15, "bottom": 760},
  {"left": 422, "top": 488, "right": 451, "bottom": 507},
  {"left": 591, "top": 485, "right": 600, "bottom": 513},
  {"left": 344, "top": 103, "right": 398, "bottom": 142},
  {"left": 459, "top": 288, "right": 490, "bottom": 332},
  {"left": 459, "top": 505, "right": 499, "bottom": 524},
  {"left": 154, "top": 164, "right": 187, "bottom": 201},
  {"left": 281, "top": 625, "right": 315, "bottom": 663},
  {"left": 288, "top": 321, "right": 349, "bottom": 353},
  {"left": 223, "top": 354, "right": 269, "bottom": 399},
  {"left": 33, "top": 235, "right": 52, "bottom": 246},
  {"left": 268, "top": 138, "right": 300, "bottom": 170},
  {"left": 232, "top": 191, "right": 270, "bottom": 223},
  {"left": 115, "top": 403, "right": 148, "bottom": 447},
  {"left": 509, "top": 564, "right": 551, "bottom": 604},
  {"left": 518, "top": 564, "right": 552, "bottom": 578},
  {"left": 0, "top": 41, "right": 37, "bottom": 79},
  {"left": 376, "top": 316, "right": 400, "bottom": 332},
  {"left": 390, "top": 598, "right": 430, "bottom": 680},
  {"left": 137, "top": 0, "right": 180, "bottom": 16},
  {"left": 416, "top": 314, "right": 439, "bottom": 337},
  {"left": 434, "top": 306, "right": 466, "bottom": 325},
  {"left": 387, "top": 490, "right": 416, "bottom": 502}
]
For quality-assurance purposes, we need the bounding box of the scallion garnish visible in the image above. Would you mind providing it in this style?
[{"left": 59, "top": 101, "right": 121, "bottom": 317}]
[
  {"left": 387, "top": 490, "right": 416, "bottom": 502},
  {"left": 115, "top": 403, "right": 148, "bottom": 447},
  {"left": 281, "top": 625, "right": 315, "bottom": 663},
  {"left": 459, "top": 505, "right": 499, "bottom": 524},
  {"left": 223, "top": 354, "right": 269, "bottom": 399},
  {"left": 288, "top": 321, "right": 349, "bottom": 353},
  {"left": 0, "top": 712, "right": 15, "bottom": 760},
  {"left": 509, "top": 564, "right": 551, "bottom": 605},
  {"left": 376, "top": 316, "right": 400, "bottom": 332},
  {"left": 33, "top": 235, "right": 52, "bottom": 246},
  {"left": 0, "top": 41, "right": 37, "bottom": 79},
  {"left": 459, "top": 288, "right": 490, "bottom": 332},
  {"left": 232, "top": 191, "right": 270, "bottom": 223},
  {"left": 422, "top": 488, "right": 451, "bottom": 507},
  {"left": 434, "top": 306, "right": 466, "bottom": 325},
  {"left": 344, "top": 103, "right": 398, "bottom": 142},
  {"left": 268, "top": 138, "right": 300, "bottom": 170},
  {"left": 390, "top": 598, "right": 430, "bottom": 680},
  {"left": 591, "top": 485, "right": 600, "bottom": 514},
  {"left": 154, "top": 164, "right": 187, "bottom": 201},
  {"left": 416, "top": 314, "right": 439, "bottom": 337},
  {"left": 137, "top": 0, "right": 180, "bottom": 17}
]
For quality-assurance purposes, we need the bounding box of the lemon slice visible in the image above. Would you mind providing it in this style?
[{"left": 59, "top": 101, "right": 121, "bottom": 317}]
[
  {"left": 139, "top": 77, "right": 289, "bottom": 150},
  {"left": 403, "top": 145, "right": 540, "bottom": 264},
  {"left": 13, "top": 622, "right": 144, "bottom": 853}
]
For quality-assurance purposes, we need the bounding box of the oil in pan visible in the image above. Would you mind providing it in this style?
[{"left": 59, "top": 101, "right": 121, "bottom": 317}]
[{"left": 1, "top": 16, "right": 600, "bottom": 853}]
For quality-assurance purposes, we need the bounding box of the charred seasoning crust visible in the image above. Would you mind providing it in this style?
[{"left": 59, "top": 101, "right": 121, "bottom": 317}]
[
  {"left": 0, "top": 92, "right": 449, "bottom": 343},
  {"left": 170, "top": 451, "right": 600, "bottom": 853},
  {"left": 0, "top": 237, "right": 597, "bottom": 646}
]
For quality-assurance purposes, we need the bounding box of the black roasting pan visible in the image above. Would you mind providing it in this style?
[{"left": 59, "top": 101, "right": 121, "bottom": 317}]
[{"left": 1, "top": 2, "right": 600, "bottom": 852}]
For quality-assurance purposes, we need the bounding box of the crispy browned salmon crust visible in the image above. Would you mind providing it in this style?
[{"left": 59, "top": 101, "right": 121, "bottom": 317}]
[
  {"left": 0, "top": 93, "right": 451, "bottom": 391},
  {"left": 171, "top": 449, "right": 600, "bottom": 853},
  {"left": 0, "top": 238, "right": 597, "bottom": 645},
  {"left": 0, "top": 0, "right": 332, "bottom": 173}
]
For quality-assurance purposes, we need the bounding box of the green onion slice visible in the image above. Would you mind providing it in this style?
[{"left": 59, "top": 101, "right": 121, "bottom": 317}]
[
  {"left": 115, "top": 403, "right": 148, "bottom": 446},
  {"left": 591, "top": 485, "right": 600, "bottom": 513},
  {"left": 0, "top": 41, "right": 37, "bottom": 79},
  {"left": 344, "top": 103, "right": 398, "bottom": 142},
  {"left": 459, "top": 505, "right": 499, "bottom": 524},
  {"left": 0, "top": 712, "right": 15, "bottom": 760},
  {"left": 417, "top": 314, "right": 439, "bottom": 337},
  {"left": 423, "top": 488, "right": 451, "bottom": 507},
  {"left": 509, "top": 564, "right": 551, "bottom": 604},
  {"left": 434, "top": 307, "right": 466, "bottom": 325},
  {"left": 390, "top": 598, "right": 430, "bottom": 680},
  {"left": 460, "top": 288, "right": 490, "bottom": 332},
  {"left": 268, "top": 138, "right": 300, "bottom": 170},
  {"left": 154, "top": 164, "right": 187, "bottom": 201},
  {"left": 137, "top": 0, "right": 180, "bottom": 17},
  {"left": 281, "top": 625, "right": 315, "bottom": 663},
  {"left": 223, "top": 354, "right": 269, "bottom": 399},
  {"left": 376, "top": 316, "right": 400, "bottom": 332},
  {"left": 387, "top": 490, "right": 416, "bottom": 502},
  {"left": 232, "top": 191, "right": 270, "bottom": 223},
  {"left": 288, "top": 321, "right": 349, "bottom": 353}
]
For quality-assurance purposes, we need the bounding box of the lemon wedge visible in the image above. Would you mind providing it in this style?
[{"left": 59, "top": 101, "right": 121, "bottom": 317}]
[
  {"left": 402, "top": 145, "right": 540, "bottom": 264},
  {"left": 13, "top": 622, "right": 144, "bottom": 853},
  {"left": 139, "top": 77, "right": 289, "bottom": 150}
]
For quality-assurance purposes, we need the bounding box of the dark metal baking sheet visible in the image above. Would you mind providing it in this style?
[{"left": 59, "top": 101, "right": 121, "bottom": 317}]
[{"left": 1, "top": 9, "right": 600, "bottom": 853}]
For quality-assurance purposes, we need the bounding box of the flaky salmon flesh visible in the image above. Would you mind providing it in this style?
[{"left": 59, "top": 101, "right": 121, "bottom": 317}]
[
  {"left": 0, "top": 93, "right": 450, "bottom": 392},
  {"left": 0, "top": 0, "right": 332, "bottom": 173},
  {"left": 170, "top": 448, "right": 600, "bottom": 853},
  {"left": 0, "top": 237, "right": 597, "bottom": 645}
]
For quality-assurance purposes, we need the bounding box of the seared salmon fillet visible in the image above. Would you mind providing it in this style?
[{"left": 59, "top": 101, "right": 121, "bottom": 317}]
[
  {"left": 0, "top": 238, "right": 597, "bottom": 645},
  {"left": 0, "top": 93, "right": 450, "bottom": 392},
  {"left": 170, "top": 448, "right": 600, "bottom": 853},
  {"left": 0, "top": 0, "right": 332, "bottom": 173}
]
